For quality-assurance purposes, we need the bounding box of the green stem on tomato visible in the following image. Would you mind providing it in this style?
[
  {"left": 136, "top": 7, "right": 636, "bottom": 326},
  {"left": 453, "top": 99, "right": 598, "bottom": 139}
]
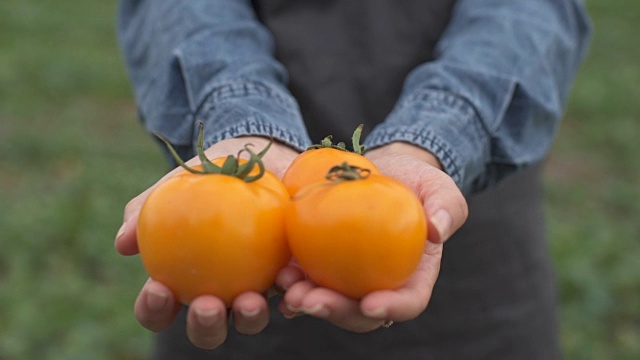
[
  {"left": 154, "top": 121, "right": 269, "bottom": 182},
  {"left": 351, "top": 124, "right": 365, "bottom": 154},
  {"left": 196, "top": 122, "right": 222, "bottom": 174},
  {"left": 325, "top": 162, "right": 371, "bottom": 182},
  {"left": 306, "top": 124, "right": 366, "bottom": 154}
]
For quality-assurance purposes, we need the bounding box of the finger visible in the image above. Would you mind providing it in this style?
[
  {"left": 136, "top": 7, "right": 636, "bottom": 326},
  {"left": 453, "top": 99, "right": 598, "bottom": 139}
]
[
  {"left": 134, "top": 279, "right": 182, "bottom": 332},
  {"left": 298, "top": 287, "right": 383, "bottom": 333},
  {"left": 231, "top": 292, "right": 270, "bottom": 335},
  {"left": 361, "top": 242, "right": 443, "bottom": 322},
  {"left": 114, "top": 212, "right": 139, "bottom": 255},
  {"left": 275, "top": 262, "right": 306, "bottom": 293},
  {"left": 282, "top": 279, "right": 316, "bottom": 313},
  {"left": 186, "top": 295, "right": 229, "bottom": 349},
  {"left": 284, "top": 280, "right": 384, "bottom": 332},
  {"left": 278, "top": 298, "right": 304, "bottom": 319},
  {"left": 115, "top": 173, "right": 173, "bottom": 255}
]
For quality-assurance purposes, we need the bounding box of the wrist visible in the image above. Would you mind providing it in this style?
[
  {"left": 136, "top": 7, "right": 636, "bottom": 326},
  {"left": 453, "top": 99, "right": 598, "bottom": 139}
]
[
  {"left": 366, "top": 142, "right": 443, "bottom": 171},
  {"left": 207, "top": 136, "right": 299, "bottom": 178}
]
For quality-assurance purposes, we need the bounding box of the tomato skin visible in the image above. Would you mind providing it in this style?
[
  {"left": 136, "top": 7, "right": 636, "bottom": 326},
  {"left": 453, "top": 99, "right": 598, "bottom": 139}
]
[
  {"left": 285, "top": 174, "right": 427, "bottom": 299},
  {"left": 137, "top": 163, "right": 290, "bottom": 307},
  {"left": 282, "top": 148, "right": 380, "bottom": 196}
]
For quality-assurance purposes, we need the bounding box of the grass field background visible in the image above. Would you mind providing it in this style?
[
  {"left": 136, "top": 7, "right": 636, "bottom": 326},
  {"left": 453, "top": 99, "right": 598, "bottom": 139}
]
[{"left": 1, "top": 0, "right": 638, "bottom": 359}]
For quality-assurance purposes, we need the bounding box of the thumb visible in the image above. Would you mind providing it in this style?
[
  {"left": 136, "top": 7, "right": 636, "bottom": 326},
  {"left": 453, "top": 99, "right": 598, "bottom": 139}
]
[
  {"left": 114, "top": 190, "right": 147, "bottom": 255},
  {"left": 115, "top": 168, "right": 180, "bottom": 255},
  {"left": 365, "top": 143, "right": 467, "bottom": 243},
  {"left": 419, "top": 169, "right": 468, "bottom": 243}
]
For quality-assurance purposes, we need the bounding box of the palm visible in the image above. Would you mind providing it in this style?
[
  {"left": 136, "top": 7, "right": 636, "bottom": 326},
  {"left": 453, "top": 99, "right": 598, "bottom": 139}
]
[
  {"left": 115, "top": 137, "right": 299, "bottom": 349},
  {"left": 277, "top": 148, "right": 467, "bottom": 332}
]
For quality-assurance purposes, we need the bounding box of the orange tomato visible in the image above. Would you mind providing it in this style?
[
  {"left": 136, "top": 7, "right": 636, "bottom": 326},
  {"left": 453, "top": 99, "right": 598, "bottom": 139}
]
[
  {"left": 282, "top": 147, "right": 380, "bottom": 197},
  {"left": 282, "top": 125, "right": 380, "bottom": 196},
  {"left": 137, "top": 153, "right": 290, "bottom": 307},
  {"left": 285, "top": 164, "right": 427, "bottom": 299}
]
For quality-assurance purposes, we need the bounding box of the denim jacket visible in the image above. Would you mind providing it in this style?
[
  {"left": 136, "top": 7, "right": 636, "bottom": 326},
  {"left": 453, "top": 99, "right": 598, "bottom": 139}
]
[{"left": 117, "top": 0, "right": 590, "bottom": 194}]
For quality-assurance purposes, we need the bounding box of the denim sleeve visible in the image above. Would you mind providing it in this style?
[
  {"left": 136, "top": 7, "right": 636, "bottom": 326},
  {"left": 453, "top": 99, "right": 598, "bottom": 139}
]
[
  {"left": 117, "top": 0, "right": 312, "bottom": 157},
  {"left": 365, "top": 0, "right": 591, "bottom": 194}
]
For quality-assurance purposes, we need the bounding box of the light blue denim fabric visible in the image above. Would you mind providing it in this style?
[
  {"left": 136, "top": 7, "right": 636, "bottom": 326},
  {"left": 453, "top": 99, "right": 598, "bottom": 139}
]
[{"left": 117, "top": 0, "right": 590, "bottom": 194}]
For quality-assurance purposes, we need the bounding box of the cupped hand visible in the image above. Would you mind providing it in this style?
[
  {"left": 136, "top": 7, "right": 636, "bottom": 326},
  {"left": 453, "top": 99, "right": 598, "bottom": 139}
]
[
  {"left": 277, "top": 142, "right": 468, "bottom": 332},
  {"left": 115, "top": 136, "right": 299, "bottom": 349}
]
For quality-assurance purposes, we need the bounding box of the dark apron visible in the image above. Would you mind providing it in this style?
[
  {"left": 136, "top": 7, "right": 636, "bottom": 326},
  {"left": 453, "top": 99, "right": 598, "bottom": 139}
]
[{"left": 155, "top": 1, "right": 560, "bottom": 358}]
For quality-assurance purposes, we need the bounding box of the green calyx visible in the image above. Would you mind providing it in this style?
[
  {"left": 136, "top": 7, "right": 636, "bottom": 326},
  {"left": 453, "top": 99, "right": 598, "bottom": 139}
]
[
  {"left": 325, "top": 162, "right": 371, "bottom": 182},
  {"left": 154, "top": 122, "right": 270, "bottom": 182},
  {"left": 306, "top": 124, "right": 366, "bottom": 154},
  {"left": 292, "top": 162, "right": 371, "bottom": 201}
]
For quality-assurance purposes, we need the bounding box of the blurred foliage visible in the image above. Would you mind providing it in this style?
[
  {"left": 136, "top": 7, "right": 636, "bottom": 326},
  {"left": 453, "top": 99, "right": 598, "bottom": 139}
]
[
  {"left": 0, "top": 1, "right": 164, "bottom": 359},
  {"left": 544, "top": 0, "right": 640, "bottom": 359},
  {"left": 0, "top": 0, "right": 638, "bottom": 359}
]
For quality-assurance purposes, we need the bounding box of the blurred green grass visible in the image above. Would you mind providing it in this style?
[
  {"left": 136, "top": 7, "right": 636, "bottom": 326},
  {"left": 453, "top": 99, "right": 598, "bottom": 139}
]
[
  {"left": 544, "top": 0, "right": 640, "bottom": 358},
  {"left": 0, "top": 0, "right": 638, "bottom": 359},
  {"left": 0, "top": 1, "right": 163, "bottom": 359}
]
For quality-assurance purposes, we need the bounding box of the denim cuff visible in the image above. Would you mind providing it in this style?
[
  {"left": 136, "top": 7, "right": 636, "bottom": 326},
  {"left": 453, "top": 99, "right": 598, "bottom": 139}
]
[
  {"left": 365, "top": 89, "right": 490, "bottom": 193},
  {"left": 194, "top": 79, "right": 312, "bottom": 152}
]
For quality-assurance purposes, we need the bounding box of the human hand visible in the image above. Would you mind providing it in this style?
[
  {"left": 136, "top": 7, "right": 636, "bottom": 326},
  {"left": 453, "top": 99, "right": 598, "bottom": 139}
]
[
  {"left": 276, "top": 142, "right": 468, "bottom": 332},
  {"left": 115, "top": 136, "right": 298, "bottom": 349}
]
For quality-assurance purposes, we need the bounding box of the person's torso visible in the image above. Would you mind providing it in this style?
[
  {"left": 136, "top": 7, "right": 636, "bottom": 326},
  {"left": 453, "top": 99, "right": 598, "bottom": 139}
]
[{"left": 252, "top": 0, "right": 455, "bottom": 142}]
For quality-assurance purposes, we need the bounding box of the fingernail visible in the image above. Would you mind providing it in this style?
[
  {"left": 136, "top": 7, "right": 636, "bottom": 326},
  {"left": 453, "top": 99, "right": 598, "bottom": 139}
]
[
  {"left": 282, "top": 303, "right": 304, "bottom": 319},
  {"left": 303, "top": 304, "right": 330, "bottom": 318},
  {"left": 195, "top": 308, "right": 220, "bottom": 327},
  {"left": 239, "top": 308, "right": 260, "bottom": 318},
  {"left": 283, "top": 311, "right": 305, "bottom": 320},
  {"left": 430, "top": 209, "right": 452, "bottom": 241},
  {"left": 286, "top": 303, "right": 302, "bottom": 313},
  {"left": 146, "top": 288, "right": 168, "bottom": 311},
  {"left": 363, "top": 307, "right": 387, "bottom": 318},
  {"left": 116, "top": 222, "right": 127, "bottom": 240}
]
